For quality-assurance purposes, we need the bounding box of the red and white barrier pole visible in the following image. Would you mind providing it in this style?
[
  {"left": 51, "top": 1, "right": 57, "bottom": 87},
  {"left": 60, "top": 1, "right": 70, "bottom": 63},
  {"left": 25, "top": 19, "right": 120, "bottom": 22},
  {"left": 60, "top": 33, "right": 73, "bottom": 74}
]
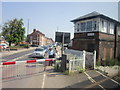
[{"left": 1, "top": 58, "right": 55, "bottom": 65}]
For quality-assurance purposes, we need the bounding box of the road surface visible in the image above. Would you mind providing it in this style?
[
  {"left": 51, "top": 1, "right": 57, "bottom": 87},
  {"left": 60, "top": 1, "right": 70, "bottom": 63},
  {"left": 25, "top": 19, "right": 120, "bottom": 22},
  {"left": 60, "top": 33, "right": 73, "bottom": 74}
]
[
  {"left": 1, "top": 48, "right": 120, "bottom": 89},
  {"left": 2, "top": 67, "right": 120, "bottom": 89}
]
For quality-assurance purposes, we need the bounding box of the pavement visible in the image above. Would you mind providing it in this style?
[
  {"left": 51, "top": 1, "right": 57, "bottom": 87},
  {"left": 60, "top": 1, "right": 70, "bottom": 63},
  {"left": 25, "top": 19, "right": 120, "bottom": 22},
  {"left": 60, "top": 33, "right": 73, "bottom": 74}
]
[
  {"left": 2, "top": 66, "right": 120, "bottom": 88},
  {"left": 1, "top": 47, "right": 37, "bottom": 58},
  {"left": 96, "top": 65, "right": 120, "bottom": 77}
]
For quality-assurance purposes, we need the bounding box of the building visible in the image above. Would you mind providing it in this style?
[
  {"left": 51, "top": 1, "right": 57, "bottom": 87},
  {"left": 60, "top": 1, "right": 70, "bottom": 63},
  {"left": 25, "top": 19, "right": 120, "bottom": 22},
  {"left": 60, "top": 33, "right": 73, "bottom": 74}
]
[
  {"left": 47, "top": 37, "right": 54, "bottom": 45},
  {"left": 71, "top": 11, "right": 120, "bottom": 62},
  {"left": 27, "top": 29, "right": 54, "bottom": 46}
]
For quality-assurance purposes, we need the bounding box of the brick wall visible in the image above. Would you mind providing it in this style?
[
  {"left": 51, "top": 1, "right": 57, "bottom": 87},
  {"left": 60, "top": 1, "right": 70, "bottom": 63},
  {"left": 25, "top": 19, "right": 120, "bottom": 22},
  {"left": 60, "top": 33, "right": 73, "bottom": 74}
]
[
  {"left": 74, "top": 32, "right": 99, "bottom": 40},
  {"left": 99, "top": 41, "right": 114, "bottom": 60},
  {"left": 99, "top": 33, "right": 115, "bottom": 41},
  {"left": 72, "top": 32, "right": 118, "bottom": 62}
]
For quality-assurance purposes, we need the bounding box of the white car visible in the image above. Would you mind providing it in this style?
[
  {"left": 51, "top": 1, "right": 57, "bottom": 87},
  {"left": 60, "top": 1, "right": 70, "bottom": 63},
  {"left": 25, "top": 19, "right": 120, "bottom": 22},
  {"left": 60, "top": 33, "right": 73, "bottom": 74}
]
[{"left": 31, "top": 48, "right": 46, "bottom": 58}]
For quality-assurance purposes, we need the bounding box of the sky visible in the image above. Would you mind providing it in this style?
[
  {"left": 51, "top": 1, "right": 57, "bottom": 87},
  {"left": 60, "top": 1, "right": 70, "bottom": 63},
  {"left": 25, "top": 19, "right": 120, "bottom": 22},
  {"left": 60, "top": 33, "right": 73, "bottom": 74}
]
[{"left": 1, "top": 1, "right": 119, "bottom": 40}]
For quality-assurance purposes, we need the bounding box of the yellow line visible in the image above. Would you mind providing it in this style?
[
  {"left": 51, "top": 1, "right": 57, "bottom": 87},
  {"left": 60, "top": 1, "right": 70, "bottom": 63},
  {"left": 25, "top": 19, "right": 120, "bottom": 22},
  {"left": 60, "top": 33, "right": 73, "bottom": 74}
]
[
  {"left": 84, "top": 72, "right": 105, "bottom": 90},
  {"left": 96, "top": 71, "right": 120, "bottom": 86}
]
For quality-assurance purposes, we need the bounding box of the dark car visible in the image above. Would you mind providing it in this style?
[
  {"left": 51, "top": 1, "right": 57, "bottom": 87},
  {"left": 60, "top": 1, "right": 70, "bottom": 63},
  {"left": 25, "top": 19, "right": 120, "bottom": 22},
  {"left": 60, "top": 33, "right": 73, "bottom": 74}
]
[{"left": 30, "top": 44, "right": 39, "bottom": 47}]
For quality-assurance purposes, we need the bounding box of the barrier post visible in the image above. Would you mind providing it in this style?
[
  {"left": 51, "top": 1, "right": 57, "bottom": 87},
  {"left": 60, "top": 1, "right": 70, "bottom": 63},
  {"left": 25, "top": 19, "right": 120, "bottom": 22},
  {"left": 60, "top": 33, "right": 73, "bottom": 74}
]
[
  {"left": 61, "top": 54, "right": 67, "bottom": 72},
  {"left": 69, "top": 60, "right": 71, "bottom": 72},
  {"left": 83, "top": 50, "right": 86, "bottom": 70},
  {"left": 44, "top": 61, "right": 46, "bottom": 71},
  {"left": 94, "top": 50, "right": 96, "bottom": 70}
]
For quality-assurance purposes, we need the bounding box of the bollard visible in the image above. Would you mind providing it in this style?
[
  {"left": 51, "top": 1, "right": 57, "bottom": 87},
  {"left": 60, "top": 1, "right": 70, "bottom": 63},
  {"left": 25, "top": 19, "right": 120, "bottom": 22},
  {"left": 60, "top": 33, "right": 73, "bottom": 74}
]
[{"left": 61, "top": 54, "right": 67, "bottom": 72}]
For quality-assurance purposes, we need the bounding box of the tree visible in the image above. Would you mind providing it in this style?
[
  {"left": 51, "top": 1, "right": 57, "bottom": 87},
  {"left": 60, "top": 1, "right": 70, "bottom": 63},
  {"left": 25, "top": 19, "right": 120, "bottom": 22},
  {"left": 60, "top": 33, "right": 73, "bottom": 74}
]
[{"left": 2, "top": 18, "right": 25, "bottom": 46}]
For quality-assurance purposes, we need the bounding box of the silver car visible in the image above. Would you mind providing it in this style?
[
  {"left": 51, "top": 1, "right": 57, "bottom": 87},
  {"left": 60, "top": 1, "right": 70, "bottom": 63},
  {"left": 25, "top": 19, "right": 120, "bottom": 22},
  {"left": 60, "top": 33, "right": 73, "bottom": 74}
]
[{"left": 31, "top": 48, "right": 46, "bottom": 58}]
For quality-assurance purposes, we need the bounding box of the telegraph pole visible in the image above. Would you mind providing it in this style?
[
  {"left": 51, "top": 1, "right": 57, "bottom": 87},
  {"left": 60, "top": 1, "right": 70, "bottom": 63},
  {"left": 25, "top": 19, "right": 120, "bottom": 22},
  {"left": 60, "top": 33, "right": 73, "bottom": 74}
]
[
  {"left": 27, "top": 19, "right": 29, "bottom": 35},
  {"left": 61, "top": 32, "right": 64, "bottom": 55}
]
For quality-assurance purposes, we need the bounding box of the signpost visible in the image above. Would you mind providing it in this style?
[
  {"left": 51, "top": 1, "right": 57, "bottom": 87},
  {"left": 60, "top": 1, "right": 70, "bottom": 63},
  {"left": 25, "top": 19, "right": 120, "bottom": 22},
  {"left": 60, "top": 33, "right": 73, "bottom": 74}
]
[
  {"left": 55, "top": 32, "right": 70, "bottom": 54},
  {"left": 55, "top": 31, "right": 70, "bottom": 72},
  {"left": 55, "top": 32, "right": 70, "bottom": 44}
]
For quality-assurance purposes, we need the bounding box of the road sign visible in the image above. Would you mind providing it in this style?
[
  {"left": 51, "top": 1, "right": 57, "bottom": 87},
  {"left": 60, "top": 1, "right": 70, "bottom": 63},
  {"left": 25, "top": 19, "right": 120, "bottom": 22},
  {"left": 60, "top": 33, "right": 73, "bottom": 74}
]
[{"left": 55, "top": 32, "right": 70, "bottom": 44}]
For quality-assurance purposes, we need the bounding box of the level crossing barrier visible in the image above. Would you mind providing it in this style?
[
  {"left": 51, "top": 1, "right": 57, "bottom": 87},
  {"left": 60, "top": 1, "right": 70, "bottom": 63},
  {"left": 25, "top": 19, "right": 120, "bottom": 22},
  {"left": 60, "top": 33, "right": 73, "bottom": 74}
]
[{"left": 1, "top": 58, "right": 55, "bottom": 81}]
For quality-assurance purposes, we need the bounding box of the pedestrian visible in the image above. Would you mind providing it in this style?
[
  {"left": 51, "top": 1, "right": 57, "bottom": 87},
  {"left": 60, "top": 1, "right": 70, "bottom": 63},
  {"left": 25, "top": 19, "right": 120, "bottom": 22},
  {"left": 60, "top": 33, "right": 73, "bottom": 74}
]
[
  {"left": 48, "top": 48, "right": 54, "bottom": 66},
  {"left": 54, "top": 47, "right": 58, "bottom": 58}
]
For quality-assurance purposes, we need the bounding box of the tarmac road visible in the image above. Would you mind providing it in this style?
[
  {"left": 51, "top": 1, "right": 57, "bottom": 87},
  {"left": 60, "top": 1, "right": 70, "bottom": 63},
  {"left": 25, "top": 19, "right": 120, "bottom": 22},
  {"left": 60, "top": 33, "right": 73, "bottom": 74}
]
[
  {"left": 2, "top": 67, "right": 120, "bottom": 89},
  {"left": 1, "top": 47, "right": 120, "bottom": 89},
  {"left": 1, "top": 48, "right": 36, "bottom": 62}
]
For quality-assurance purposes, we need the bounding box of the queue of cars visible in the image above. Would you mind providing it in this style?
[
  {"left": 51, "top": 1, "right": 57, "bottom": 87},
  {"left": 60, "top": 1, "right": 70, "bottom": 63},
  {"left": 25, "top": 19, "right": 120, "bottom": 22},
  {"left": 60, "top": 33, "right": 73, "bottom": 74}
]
[
  {"left": 30, "top": 43, "right": 58, "bottom": 58},
  {"left": 31, "top": 48, "right": 46, "bottom": 58}
]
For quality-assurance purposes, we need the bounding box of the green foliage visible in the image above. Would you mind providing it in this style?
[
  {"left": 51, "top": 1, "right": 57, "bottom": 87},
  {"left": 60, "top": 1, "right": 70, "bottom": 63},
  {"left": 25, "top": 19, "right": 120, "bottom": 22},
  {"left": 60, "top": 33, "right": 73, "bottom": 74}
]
[
  {"left": 54, "top": 63, "right": 62, "bottom": 72},
  {"left": 64, "top": 70, "right": 75, "bottom": 75},
  {"left": 9, "top": 45, "right": 24, "bottom": 49},
  {"left": 25, "top": 36, "right": 30, "bottom": 42},
  {"left": 77, "top": 66, "right": 85, "bottom": 73},
  {"left": 9, "top": 44, "right": 30, "bottom": 49},
  {"left": 20, "top": 44, "right": 30, "bottom": 48},
  {"left": 96, "top": 61, "right": 101, "bottom": 67},
  {"left": 64, "top": 70, "right": 69, "bottom": 75},
  {"left": 103, "top": 58, "right": 120, "bottom": 66},
  {"left": 2, "top": 18, "right": 25, "bottom": 46}
]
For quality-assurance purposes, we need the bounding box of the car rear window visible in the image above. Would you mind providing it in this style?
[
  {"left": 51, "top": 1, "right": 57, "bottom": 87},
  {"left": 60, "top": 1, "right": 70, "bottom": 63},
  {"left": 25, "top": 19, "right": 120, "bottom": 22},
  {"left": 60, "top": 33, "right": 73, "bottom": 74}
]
[{"left": 35, "top": 48, "right": 44, "bottom": 51}]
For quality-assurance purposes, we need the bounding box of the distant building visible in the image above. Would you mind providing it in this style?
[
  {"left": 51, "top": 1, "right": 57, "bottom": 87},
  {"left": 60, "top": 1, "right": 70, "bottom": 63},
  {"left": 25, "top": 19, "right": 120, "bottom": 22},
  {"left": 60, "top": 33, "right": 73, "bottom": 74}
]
[
  {"left": 47, "top": 37, "right": 54, "bottom": 45},
  {"left": 71, "top": 11, "right": 120, "bottom": 62},
  {"left": 27, "top": 29, "right": 54, "bottom": 46}
]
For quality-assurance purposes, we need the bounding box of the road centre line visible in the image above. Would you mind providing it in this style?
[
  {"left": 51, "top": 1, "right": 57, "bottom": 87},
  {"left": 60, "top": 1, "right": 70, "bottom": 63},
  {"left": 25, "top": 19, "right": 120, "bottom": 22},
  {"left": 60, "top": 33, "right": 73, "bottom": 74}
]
[
  {"left": 84, "top": 72, "right": 105, "bottom": 90},
  {"left": 96, "top": 71, "right": 120, "bottom": 86},
  {"left": 41, "top": 72, "right": 46, "bottom": 88}
]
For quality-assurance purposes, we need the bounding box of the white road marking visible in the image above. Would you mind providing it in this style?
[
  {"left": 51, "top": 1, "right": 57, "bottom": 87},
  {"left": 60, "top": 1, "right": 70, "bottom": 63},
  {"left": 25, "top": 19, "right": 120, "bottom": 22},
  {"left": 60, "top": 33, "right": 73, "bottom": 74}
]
[
  {"left": 11, "top": 53, "right": 32, "bottom": 61},
  {"left": 41, "top": 72, "right": 46, "bottom": 88},
  {"left": 96, "top": 71, "right": 120, "bottom": 86},
  {"left": 84, "top": 72, "right": 105, "bottom": 90}
]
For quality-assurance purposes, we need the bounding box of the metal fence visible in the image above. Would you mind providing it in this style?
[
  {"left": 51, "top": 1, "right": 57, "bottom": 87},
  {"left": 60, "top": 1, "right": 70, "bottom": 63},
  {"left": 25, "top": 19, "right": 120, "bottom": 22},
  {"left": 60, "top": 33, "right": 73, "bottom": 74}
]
[
  {"left": 65, "top": 50, "right": 85, "bottom": 72},
  {"left": 2, "top": 62, "right": 44, "bottom": 81},
  {"left": 64, "top": 49, "right": 96, "bottom": 72},
  {"left": 1, "top": 58, "right": 56, "bottom": 82},
  {"left": 85, "top": 51, "right": 96, "bottom": 69}
]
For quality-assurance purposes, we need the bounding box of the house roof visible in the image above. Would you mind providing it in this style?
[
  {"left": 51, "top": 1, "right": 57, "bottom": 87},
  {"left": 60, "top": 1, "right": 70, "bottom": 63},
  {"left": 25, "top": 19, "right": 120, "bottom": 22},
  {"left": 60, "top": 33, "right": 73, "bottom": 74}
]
[
  {"left": 36, "top": 30, "right": 45, "bottom": 36},
  {"left": 71, "top": 11, "right": 120, "bottom": 25},
  {"left": 28, "top": 29, "right": 45, "bottom": 36}
]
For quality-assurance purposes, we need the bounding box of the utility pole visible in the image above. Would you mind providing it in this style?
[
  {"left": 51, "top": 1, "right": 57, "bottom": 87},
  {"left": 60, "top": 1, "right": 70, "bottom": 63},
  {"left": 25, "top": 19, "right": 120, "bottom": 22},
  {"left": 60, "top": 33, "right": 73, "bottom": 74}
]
[
  {"left": 61, "top": 32, "right": 64, "bottom": 55},
  {"left": 27, "top": 19, "right": 29, "bottom": 36},
  {"left": 118, "top": 1, "right": 120, "bottom": 21}
]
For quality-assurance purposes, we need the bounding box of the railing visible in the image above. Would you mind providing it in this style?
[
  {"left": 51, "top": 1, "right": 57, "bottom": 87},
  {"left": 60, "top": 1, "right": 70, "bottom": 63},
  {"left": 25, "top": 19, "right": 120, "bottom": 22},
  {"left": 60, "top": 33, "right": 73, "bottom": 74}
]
[
  {"left": 67, "top": 50, "right": 85, "bottom": 72},
  {"left": 65, "top": 50, "right": 96, "bottom": 73}
]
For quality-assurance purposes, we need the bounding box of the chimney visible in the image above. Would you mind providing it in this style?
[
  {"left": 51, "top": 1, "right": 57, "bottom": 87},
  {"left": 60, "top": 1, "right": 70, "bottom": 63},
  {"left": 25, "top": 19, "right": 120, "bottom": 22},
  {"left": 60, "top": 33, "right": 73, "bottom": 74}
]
[{"left": 33, "top": 29, "right": 36, "bottom": 32}]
